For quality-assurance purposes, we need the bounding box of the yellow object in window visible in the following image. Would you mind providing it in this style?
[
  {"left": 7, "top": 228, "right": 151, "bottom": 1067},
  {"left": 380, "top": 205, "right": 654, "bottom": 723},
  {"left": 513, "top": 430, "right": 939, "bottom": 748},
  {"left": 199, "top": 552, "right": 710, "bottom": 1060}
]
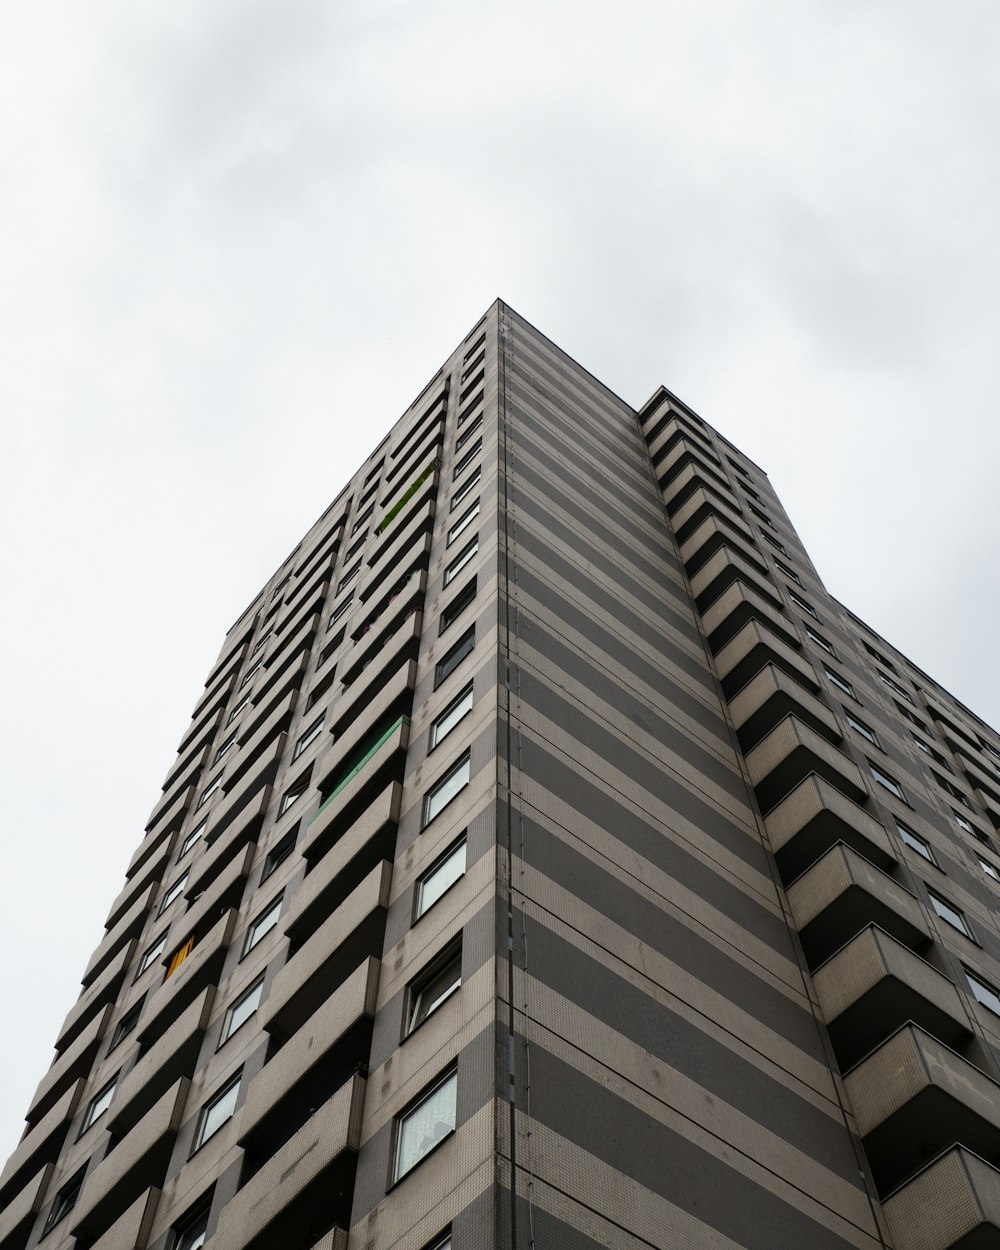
[{"left": 166, "top": 936, "right": 195, "bottom": 979}]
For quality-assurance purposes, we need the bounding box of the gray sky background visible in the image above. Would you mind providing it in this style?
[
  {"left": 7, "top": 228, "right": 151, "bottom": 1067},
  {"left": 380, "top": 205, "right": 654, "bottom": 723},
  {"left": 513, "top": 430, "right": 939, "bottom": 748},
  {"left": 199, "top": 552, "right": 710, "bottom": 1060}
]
[{"left": 2, "top": 0, "right": 999, "bottom": 1158}]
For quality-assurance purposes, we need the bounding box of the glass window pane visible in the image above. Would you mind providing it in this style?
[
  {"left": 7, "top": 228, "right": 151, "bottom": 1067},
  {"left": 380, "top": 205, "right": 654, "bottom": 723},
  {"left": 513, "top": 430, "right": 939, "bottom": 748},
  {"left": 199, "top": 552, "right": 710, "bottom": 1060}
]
[
  {"left": 196, "top": 1075, "right": 241, "bottom": 1149},
  {"left": 244, "top": 897, "right": 282, "bottom": 954},
  {"left": 431, "top": 686, "right": 474, "bottom": 748},
  {"left": 394, "top": 1070, "right": 457, "bottom": 1180},
  {"left": 447, "top": 502, "right": 479, "bottom": 545},
  {"left": 896, "top": 822, "right": 932, "bottom": 861},
  {"left": 222, "top": 978, "right": 264, "bottom": 1042},
  {"left": 968, "top": 971, "right": 1000, "bottom": 1014},
  {"left": 139, "top": 934, "right": 167, "bottom": 975},
  {"left": 444, "top": 537, "right": 478, "bottom": 585},
  {"left": 82, "top": 1077, "right": 118, "bottom": 1131},
  {"left": 407, "top": 951, "right": 462, "bottom": 1034},
  {"left": 435, "top": 630, "right": 474, "bottom": 687},
  {"left": 417, "top": 841, "right": 467, "bottom": 917},
  {"left": 423, "top": 756, "right": 471, "bottom": 826},
  {"left": 929, "top": 892, "right": 971, "bottom": 936}
]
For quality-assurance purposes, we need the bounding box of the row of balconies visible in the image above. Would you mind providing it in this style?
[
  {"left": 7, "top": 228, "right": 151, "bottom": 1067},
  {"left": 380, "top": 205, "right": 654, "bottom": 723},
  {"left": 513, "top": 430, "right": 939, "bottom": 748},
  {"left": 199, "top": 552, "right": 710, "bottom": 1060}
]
[{"left": 654, "top": 467, "right": 1000, "bottom": 1248}]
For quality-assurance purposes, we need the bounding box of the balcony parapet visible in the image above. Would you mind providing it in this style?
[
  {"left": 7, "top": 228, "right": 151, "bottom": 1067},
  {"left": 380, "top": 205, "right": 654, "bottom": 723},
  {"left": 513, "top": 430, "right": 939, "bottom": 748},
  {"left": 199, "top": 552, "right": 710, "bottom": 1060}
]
[
  {"left": 882, "top": 1146, "right": 1000, "bottom": 1250},
  {"left": 745, "top": 715, "right": 865, "bottom": 814}
]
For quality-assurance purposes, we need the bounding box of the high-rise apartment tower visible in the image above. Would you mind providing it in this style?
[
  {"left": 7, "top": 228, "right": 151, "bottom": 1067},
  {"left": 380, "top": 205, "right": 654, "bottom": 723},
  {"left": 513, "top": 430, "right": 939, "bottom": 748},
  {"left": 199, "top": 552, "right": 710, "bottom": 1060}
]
[{"left": 3, "top": 302, "right": 1000, "bottom": 1250}]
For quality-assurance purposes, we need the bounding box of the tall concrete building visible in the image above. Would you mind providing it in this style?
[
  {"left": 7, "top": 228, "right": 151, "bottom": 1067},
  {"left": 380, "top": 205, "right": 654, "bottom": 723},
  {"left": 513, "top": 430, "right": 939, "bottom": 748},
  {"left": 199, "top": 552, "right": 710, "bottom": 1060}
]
[{"left": 4, "top": 301, "right": 1000, "bottom": 1250}]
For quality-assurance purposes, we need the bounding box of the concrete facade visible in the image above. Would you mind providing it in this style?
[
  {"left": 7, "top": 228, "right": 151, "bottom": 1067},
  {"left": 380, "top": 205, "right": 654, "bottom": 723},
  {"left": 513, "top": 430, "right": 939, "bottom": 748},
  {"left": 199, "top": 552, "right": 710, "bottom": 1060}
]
[{"left": 3, "top": 302, "right": 1000, "bottom": 1249}]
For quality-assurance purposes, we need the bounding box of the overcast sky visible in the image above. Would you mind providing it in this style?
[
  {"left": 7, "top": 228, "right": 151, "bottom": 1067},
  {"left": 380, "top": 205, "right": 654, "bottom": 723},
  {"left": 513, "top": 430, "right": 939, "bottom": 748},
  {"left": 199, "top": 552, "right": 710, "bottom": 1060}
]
[{"left": 3, "top": 0, "right": 999, "bottom": 1158}]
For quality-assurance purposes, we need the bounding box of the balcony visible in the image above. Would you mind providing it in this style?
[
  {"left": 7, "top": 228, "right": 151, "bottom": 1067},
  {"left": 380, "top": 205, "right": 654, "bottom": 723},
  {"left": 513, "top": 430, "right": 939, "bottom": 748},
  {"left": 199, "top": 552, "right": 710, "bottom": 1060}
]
[
  {"left": 763, "top": 774, "right": 896, "bottom": 885},
  {"left": 744, "top": 715, "right": 865, "bottom": 814},
  {"left": 844, "top": 1025, "right": 1000, "bottom": 1195},
  {"left": 701, "top": 581, "right": 797, "bottom": 654},
  {"left": 0, "top": 1079, "right": 83, "bottom": 1209},
  {"left": 672, "top": 486, "right": 754, "bottom": 546},
  {"left": 0, "top": 1163, "right": 54, "bottom": 1250},
  {"left": 661, "top": 459, "right": 734, "bottom": 515},
  {"left": 137, "top": 910, "right": 237, "bottom": 1051},
  {"left": 105, "top": 838, "right": 173, "bottom": 931},
  {"left": 729, "top": 664, "right": 841, "bottom": 754},
  {"left": 88, "top": 1186, "right": 160, "bottom": 1250},
  {"left": 26, "top": 1003, "right": 112, "bottom": 1126},
  {"left": 239, "top": 959, "right": 379, "bottom": 1146},
  {"left": 212, "top": 1076, "right": 366, "bottom": 1250},
  {"left": 296, "top": 780, "right": 400, "bottom": 934},
  {"left": 786, "top": 842, "right": 929, "bottom": 968},
  {"left": 187, "top": 784, "right": 270, "bottom": 900},
  {"left": 224, "top": 691, "right": 298, "bottom": 794},
  {"left": 71, "top": 1079, "right": 189, "bottom": 1242},
  {"left": 110, "top": 987, "right": 214, "bottom": 1136},
  {"left": 813, "top": 925, "right": 970, "bottom": 1070},
  {"left": 688, "top": 546, "right": 778, "bottom": 614},
  {"left": 678, "top": 512, "right": 758, "bottom": 578},
  {"left": 181, "top": 844, "right": 254, "bottom": 941},
  {"left": 55, "top": 941, "right": 136, "bottom": 1055},
  {"left": 82, "top": 884, "right": 156, "bottom": 989},
  {"left": 129, "top": 785, "right": 193, "bottom": 879},
  {"left": 882, "top": 1146, "right": 1000, "bottom": 1250},
  {"left": 714, "top": 619, "right": 819, "bottom": 700},
  {"left": 262, "top": 863, "right": 391, "bottom": 1042}
]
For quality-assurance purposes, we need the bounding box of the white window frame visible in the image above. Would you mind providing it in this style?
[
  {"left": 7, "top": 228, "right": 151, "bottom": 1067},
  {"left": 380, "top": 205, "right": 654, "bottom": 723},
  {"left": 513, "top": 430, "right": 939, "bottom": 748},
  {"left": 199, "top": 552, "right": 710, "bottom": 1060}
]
[
  {"left": 416, "top": 838, "right": 467, "bottom": 920},
  {"left": 422, "top": 754, "right": 471, "bottom": 827},
  {"left": 392, "top": 1068, "right": 458, "bottom": 1182}
]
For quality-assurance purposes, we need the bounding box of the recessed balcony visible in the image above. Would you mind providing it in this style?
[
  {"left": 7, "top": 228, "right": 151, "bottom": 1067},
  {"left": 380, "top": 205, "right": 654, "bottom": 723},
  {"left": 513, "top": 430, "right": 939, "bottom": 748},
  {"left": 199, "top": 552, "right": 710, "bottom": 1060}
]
[
  {"left": 844, "top": 1025, "right": 1000, "bottom": 1196},
  {"left": 0, "top": 1080, "right": 83, "bottom": 1211},
  {"left": 786, "top": 842, "right": 929, "bottom": 968},
  {"left": 744, "top": 715, "right": 866, "bottom": 814},
  {"left": 763, "top": 773, "right": 896, "bottom": 884},
  {"left": 0, "top": 1163, "right": 55, "bottom": 1250},
  {"left": 701, "top": 582, "right": 798, "bottom": 655},
  {"left": 213, "top": 1076, "right": 366, "bottom": 1250},
  {"left": 678, "top": 513, "right": 758, "bottom": 578},
  {"left": 26, "top": 1004, "right": 112, "bottom": 1127},
  {"left": 87, "top": 1186, "right": 160, "bottom": 1250},
  {"left": 714, "top": 619, "right": 819, "bottom": 700},
  {"left": 688, "top": 546, "right": 781, "bottom": 615},
  {"left": 882, "top": 1146, "right": 1000, "bottom": 1250},
  {"left": 813, "top": 925, "right": 970, "bottom": 1070},
  {"left": 729, "top": 664, "right": 841, "bottom": 754}
]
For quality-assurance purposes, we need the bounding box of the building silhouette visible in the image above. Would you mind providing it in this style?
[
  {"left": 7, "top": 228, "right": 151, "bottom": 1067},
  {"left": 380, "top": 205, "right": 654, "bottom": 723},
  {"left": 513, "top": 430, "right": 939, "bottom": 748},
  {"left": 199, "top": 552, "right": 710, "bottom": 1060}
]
[{"left": 3, "top": 300, "right": 1000, "bottom": 1250}]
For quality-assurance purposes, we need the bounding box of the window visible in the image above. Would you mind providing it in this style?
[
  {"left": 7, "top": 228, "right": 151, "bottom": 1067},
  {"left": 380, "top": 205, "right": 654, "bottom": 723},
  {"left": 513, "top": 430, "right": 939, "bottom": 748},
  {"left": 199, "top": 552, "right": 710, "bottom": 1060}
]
[
  {"left": 806, "top": 628, "right": 836, "bottom": 656},
  {"left": 227, "top": 694, "right": 252, "bottom": 725},
  {"left": 137, "top": 934, "right": 167, "bottom": 977},
  {"left": 180, "top": 818, "right": 208, "bottom": 857},
  {"left": 279, "top": 774, "right": 309, "bottom": 814},
  {"left": 774, "top": 559, "right": 801, "bottom": 584},
  {"left": 251, "top": 631, "right": 272, "bottom": 655},
  {"left": 878, "top": 671, "right": 913, "bottom": 702},
  {"left": 262, "top": 828, "right": 297, "bottom": 880},
  {"left": 455, "top": 415, "right": 482, "bottom": 450},
  {"left": 331, "top": 593, "right": 353, "bottom": 625},
  {"left": 895, "top": 701, "right": 928, "bottom": 730},
  {"left": 42, "top": 1168, "right": 86, "bottom": 1236},
  {"left": 80, "top": 1075, "right": 118, "bottom": 1134},
  {"left": 896, "top": 821, "right": 934, "bottom": 863},
  {"left": 109, "top": 999, "right": 143, "bottom": 1050},
  {"left": 193, "top": 1073, "right": 241, "bottom": 1151},
  {"left": 452, "top": 440, "right": 481, "bottom": 480},
  {"left": 159, "top": 871, "right": 189, "bottom": 914},
  {"left": 293, "top": 714, "right": 325, "bottom": 759},
  {"left": 913, "top": 737, "right": 932, "bottom": 756},
  {"left": 196, "top": 773, "right": 223, "bottom": 809},
  {"left": 435, "top": 629, "right": 474, "bottom": 688},
  {"left": 352, "top": 505, "right": 374, "bottom": 535},
  {"left": 846, "top": 713, "right": 880, "bottom": 747},
  {"left": 967, "top": 968, "right": 1000, "bottom": 1015},
  {"left": 444, "top": 537, "right": 478, "bottom": 585},
  {"left": 171, "top": 1204, "right": 210, "bottom": 1250},
  {"left": 870, "top": 763, "right": 906, "bottom": 801},
  {"left": 440, "top": 579, "right": 477, "bottom": 634},
  {"left": 789, "top": 591, "right": 818, "bottom": 619},
  {"left": 214, "top": 733, "right": 237, "bottom": 764},
  {"left": 221, "top": 977, "right": 265, "bottom": 1043},
  {"left": 928, "top": 890, "right": 974, "bottom": 939},
  {"left": 978, "top": 857, "right": 1000, "bottom": 882},
  {"left": 824, "top": 668, "right": 857, "bottom": 699},
  {"left": 337, "top": 560, "right": 361, "bottom": 593},
  {"left": 936, "top": 773, "right": 972, "bottom": 806},
  {"left": 954, "top": 810, "right": 975, "bottom": 834},
  {"left": 243, "top": 896, "right": 282, "bottom": 955},
  {"left": 447, "top": 501, "right": 480, "bottom": 546},
  {"left": 431, "top": 685, "right": 474, "bottom": 749},
  {"left": 863, "top": 641, "right": 895, "bottom": 670},
  {"left": 761, "top": 531, "right": 786, "bottom": 553},
  {"left": 451, "top": 468, "right": 481, "bottom": 510},
  {"left": 393, "top": 1068, "right": 457, "bottom": 1181},
  {"left": 406, "top": 944, "right": 462, "bottom": 1035},
  {"left": 422, "top": 1233, "right": 452, "bottom": 1250},
  {"left": 416, "top": 838, "right": 467, "bottom": 919},
  {"left": 308, "top": 670, "right": 336, "bottom": 710},
  {"left": 239, "top": 661, "right": 262, "bottom": 689},
  {"left": 422, "top": 754, "right": 471, "bottom": 827}
]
